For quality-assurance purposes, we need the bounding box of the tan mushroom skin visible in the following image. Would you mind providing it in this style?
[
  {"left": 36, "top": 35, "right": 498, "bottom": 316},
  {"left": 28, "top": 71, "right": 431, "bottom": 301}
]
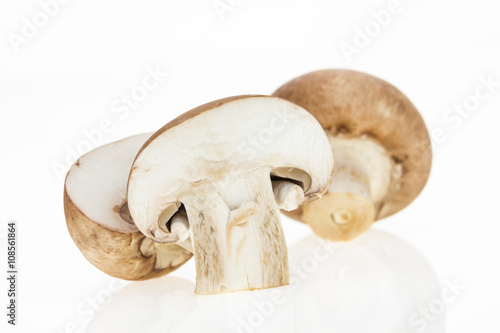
[
  {"left": 273, "top": 69, "right": 432, "bottom": 241},
  {"left": 65, "top": 193, "right": 192, "bottom": 280}
]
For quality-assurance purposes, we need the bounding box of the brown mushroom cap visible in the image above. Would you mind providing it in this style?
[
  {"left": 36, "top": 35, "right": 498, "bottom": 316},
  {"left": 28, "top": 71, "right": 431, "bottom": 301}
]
[
  {"left": 64, "top": 134, "right": 192, "bottom": 280},
  {"left": 273, "top": 69, "right": 432, "bottom": 223}
]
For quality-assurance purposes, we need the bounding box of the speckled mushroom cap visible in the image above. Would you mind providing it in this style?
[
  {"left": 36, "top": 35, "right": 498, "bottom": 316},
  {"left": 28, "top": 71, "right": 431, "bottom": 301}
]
[{"left": 273, "top": 69, "right": 432, "bottom": 222}]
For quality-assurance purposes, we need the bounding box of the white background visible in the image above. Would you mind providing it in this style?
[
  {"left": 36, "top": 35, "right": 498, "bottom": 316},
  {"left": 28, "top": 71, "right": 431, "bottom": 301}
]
[{"left": 1, "top": 0, "right": 499, "bottom": 332}]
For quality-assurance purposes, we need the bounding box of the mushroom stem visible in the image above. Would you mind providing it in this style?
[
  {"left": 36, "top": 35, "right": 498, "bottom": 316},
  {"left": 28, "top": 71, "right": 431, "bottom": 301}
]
[
  {"left": 182, "top": 171, "right": 289, "bottom": 295},
  {"left": 303, "top": 192, "right": 375, "bottom": 241},
  {"left": 272, "top": 180, "right": 305, "bottom": 211},
  {"left": 302, "top": 135, "right": 392, "bottom": 241}
]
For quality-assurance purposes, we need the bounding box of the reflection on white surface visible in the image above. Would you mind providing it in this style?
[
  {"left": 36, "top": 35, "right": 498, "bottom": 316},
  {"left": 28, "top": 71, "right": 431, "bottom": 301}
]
[
  {"left": 85, "top": 229, "right": 444, "bottom": 333},
  {"left": 85, "top": 277, "right": 294, "bottom": 333},
  {"left": 288, "top": 229, "right": 445, "bottom": 333}
]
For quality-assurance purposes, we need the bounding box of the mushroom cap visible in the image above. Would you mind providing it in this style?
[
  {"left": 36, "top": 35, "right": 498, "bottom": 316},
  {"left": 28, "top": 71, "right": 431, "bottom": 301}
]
[
  {"left": 127, "top": 95, "right": 334, "bottom": 241},
  {"left": 64, "top": 133, "right": 192, "bottom": 280},
  {"left": 273, "top": 69, "right": 432, "bottom": 221}
]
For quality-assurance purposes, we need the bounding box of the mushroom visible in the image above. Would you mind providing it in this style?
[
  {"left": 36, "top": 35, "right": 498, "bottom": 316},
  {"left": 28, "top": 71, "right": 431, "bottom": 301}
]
[
  {"left": 273, "top": 69, "right": 432, "bottom": 241},
  {"left": 127, "top": 95, "right": 334, "bottom": 294},
  {"left": 64, "top": 133, "right": 193, "bottom": 280}
]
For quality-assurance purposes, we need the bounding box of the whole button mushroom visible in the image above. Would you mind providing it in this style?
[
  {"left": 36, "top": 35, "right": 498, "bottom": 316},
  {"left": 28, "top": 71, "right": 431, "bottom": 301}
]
[
  {"left": 273, "top": 69, "right": 432, "bottom": 241},
  {"left": 64, "top": 133, "right": 193, "bottom": 281},
  {"left": 127, "top": 95, "right": 334, "bottom": 294}
]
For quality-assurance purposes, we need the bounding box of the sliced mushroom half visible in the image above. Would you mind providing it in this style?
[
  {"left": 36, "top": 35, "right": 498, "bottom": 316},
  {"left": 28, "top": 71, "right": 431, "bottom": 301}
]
[
  {"left": 64, "top": 133, "right": 193, "bottom": 280},
  {"left": 127, "top": 95, "right": 334, "bottom": 294}
]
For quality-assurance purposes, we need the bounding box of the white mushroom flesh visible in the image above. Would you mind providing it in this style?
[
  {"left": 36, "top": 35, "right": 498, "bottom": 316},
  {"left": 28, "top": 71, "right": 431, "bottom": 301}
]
[{"left": 65, "top": 133, "right": 152, "bottom": 233}]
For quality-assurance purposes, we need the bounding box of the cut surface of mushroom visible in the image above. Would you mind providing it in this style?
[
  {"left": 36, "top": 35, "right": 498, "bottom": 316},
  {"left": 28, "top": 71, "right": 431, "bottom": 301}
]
[
  {"left": 127, "top": 95, "right": 334, "bottom": 294},
  {"left": 273, "top": 69, "right": 432, "bottom": 241},
  {"left": 64, "top": 133, "right": 193, "bottom": 280}
]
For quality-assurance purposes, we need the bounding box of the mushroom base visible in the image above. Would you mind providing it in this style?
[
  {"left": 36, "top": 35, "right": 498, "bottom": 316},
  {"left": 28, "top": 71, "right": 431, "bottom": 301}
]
[{"left": 302, "top": 192, "right": 375, "bottom": 241}]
